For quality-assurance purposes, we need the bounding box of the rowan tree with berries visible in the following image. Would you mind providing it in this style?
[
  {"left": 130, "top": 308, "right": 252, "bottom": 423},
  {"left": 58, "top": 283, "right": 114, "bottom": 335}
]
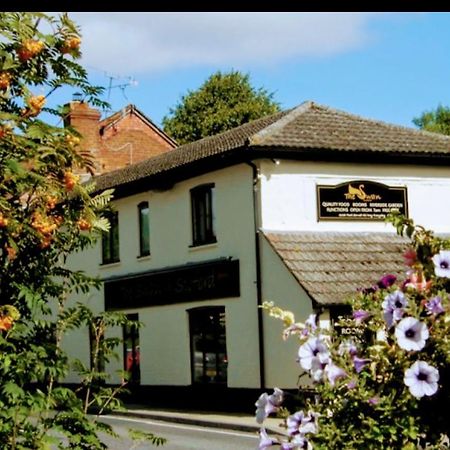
[{"left": 0, "top": 12, "right": 164, "bottom": 448}]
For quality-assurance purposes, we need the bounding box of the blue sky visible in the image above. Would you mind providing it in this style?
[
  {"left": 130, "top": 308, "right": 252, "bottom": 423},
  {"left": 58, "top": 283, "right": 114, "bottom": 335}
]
[{"left": 49, "top": 12, "right": 450, "bottom": 130}]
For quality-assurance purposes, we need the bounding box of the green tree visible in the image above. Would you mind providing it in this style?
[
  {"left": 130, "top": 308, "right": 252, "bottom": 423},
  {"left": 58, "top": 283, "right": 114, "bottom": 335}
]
[
  {"left": 412, "top": 104, "right": 450, "bottom": 135},
  {"left": 0, "top": 12, "right": 164, "bottom": 448},
  {"left": 162, "top": 70, "right": 280, "bottom": 144}
]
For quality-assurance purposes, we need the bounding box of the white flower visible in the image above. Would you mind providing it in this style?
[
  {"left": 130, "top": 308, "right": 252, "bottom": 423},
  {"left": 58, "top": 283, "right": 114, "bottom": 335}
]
[
  {"left": 395, "top": 317, "right": 429, "bottom": 351},
  {"left": 404, "top": 360, "right": 439, "bottom": 398},
  {"left": 432, "top": 250, "right": 450, "bottom": 278},
  {"left": 298, "top": 337, "right": 329, "bottom": 371},
  {"left": 310, "top": 352, "right": 330, "bottom": 382},
  {"left": 255, "top": 388, "right": 284, "bottom": 424}
]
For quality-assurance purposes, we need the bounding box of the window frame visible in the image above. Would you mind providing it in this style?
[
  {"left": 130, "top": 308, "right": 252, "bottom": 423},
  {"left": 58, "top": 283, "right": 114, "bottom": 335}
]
[
  {"left": 101, "top": 210, "right": 120, "bottom": 264},
  {"left": 138, "top": 201, "right": 150, "bottom": 257},
  {"left": 190, "top": 183, "right": 216, "bottom": 247}
]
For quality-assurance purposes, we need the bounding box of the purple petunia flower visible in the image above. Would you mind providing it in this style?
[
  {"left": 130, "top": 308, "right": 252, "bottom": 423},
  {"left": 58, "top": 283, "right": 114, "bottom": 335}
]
[
  {"left": 368, "top": 397, "right": 380, "bottom": 405},
  {"left": 339, "top": 340, "right": 358, "bottom": 357},
  {"left": 404, "top": 360, "right": 439, "bottom": 399},
  {"left": 426, "top": 296, "right": 445, "bottom": 315},
  {"left": 255, "top": 388, "right": 284, "bottom": 424},
  {"left": 298, "top": 337, "right": 329, "bottom": 371},
  {"left": 377, "top": 274, "right": 397, "bottom": 289},
  {"left": 325, "top": 361, "right": 347, "bottom": 386},
  {"left": 353, "top": 356, "right": 370, "bottom": 373},
  {"left": 287, "top": 411, "right": 307, "bottom": 436},
  {"left": 310, "top": 352, "right": 330, "bottom": 382},
  {"left": 353, "top": 309, "right": 370, "bottom": 324},
  {"left": 259, "top": 428, "right": 278, "bottom": 449},
  {"left": 395, "top": 317, "right": 429, "bottom": 351},
  {"left": 382, "top": 290, "right": 408, "bottom": 328},
  {"left": 291, "top": 434, "right": 313, "bottom": 450},
  {"left": 432, "top": 250, "right": 450, "bottom": 278}
]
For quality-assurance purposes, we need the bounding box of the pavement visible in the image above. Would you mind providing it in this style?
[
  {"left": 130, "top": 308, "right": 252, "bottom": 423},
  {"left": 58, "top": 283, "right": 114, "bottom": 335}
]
[{"left": 114, "top": 404, "right": 283, "bottom": 435}]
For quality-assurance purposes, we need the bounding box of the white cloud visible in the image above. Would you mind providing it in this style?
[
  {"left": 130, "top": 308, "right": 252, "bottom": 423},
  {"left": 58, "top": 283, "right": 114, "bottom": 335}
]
[{"left": 70, "top": 12, "right": 374, "bottom": 76}]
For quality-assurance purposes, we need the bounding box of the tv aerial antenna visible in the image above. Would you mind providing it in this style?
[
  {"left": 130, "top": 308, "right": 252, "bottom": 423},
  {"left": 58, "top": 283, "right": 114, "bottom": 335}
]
[{"left": 102, "top": 71, "right": 138, "bottom": 115}]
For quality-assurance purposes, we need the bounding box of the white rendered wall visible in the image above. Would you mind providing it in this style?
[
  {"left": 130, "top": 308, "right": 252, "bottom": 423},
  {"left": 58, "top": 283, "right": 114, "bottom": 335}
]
[
  {"left": 64, "top": 164, "right": 262, "bottom": 388},
  {"left": 260, "top": 237, "right": 314, "bottom": 388},
  {"left": 258, "top": 160, "right": 450, "bottom": 233}
]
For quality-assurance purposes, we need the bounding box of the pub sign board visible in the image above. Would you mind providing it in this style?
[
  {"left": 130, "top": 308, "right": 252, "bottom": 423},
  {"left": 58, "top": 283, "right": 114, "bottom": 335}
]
[
  {"left": 317, "top": 180, "right": 408, "bottom": 221},
  {"left": 104, "top": 259, "right": 240, "bottom": 311}
]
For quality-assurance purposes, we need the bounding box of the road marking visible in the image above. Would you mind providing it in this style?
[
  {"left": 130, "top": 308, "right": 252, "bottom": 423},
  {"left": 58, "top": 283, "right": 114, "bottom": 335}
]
[{"left": 101, "top": 415, "right": 259, "bottom": 440}]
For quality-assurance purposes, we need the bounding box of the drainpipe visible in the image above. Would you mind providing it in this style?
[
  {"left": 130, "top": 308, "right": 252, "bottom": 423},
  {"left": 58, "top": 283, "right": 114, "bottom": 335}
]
[{"left": 246, "top": 161, "right": 265, "bottom": 389}]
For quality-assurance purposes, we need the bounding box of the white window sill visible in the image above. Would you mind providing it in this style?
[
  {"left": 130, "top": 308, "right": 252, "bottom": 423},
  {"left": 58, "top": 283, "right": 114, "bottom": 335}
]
[
  {"left": 188, "top": 242, "right": 218, "bottom": 252},
  {"left": 99, "top": 261, "right": 121, "bottom": 269},
  {"left": 137, "top": 254, "right": 151, "bottom": 261}
]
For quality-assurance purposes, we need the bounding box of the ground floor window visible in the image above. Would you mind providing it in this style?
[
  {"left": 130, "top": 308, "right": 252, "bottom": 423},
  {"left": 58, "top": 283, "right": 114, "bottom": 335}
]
[
  {"left": 189, "top": 306, "right": 227, "bottom": 384},
  {"left": 123, "top": 314, "right": 140, "bottom": 384}
]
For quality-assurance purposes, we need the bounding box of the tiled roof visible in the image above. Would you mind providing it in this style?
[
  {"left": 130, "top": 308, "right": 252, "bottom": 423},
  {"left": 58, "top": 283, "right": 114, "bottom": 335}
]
[
  {"left": 249, "top": 101, "right": 450, "bottom": 153},
  {"left": 93, "top": 101, "right": 450, "bottom": 192},
  {"left": 93, "top": 109, "right": 290, "bottom": 192},
  {"left": 263, "top": 231, "right": 408, "bottom": 305}
]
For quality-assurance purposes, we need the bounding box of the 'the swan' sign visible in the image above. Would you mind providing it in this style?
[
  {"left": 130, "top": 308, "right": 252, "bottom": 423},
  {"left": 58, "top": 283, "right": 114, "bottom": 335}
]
[{"left": 316, "top": 180, "right": 408, "bottom": 221}]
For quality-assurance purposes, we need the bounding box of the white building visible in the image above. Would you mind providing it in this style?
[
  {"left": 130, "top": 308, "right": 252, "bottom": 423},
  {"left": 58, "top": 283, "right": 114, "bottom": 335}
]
[{"left": 66, "top": 101, "right": 450, "bottom": 410}]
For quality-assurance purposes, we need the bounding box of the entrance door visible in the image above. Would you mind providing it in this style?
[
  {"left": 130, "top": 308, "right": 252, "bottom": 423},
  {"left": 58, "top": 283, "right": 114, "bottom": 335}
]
[{"left": 189, "top": 306, "right": 227, "bottom": 384}]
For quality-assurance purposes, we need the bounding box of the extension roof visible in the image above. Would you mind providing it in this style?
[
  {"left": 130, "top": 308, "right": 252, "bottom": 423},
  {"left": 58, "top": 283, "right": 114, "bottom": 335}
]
[{"left": 263, "top": 231, "right": 408, "bottom": 305}]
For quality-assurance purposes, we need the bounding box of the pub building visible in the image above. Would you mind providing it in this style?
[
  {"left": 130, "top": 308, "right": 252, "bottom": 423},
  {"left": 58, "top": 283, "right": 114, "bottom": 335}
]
[{"left": 64, "top": 101, "right": 450, "bottom": 411}]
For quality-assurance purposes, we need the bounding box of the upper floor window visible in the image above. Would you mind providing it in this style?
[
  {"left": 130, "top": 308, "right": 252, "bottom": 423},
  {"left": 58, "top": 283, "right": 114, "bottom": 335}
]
[
  {"left": 102, "top": 210, "right": 120, "bottom": 264},
  {"left": 191, "top": 183, "right": 216, "bottom": 247},
  {"left": 138, "top": 201, "right": 150, "bottom": 257}
]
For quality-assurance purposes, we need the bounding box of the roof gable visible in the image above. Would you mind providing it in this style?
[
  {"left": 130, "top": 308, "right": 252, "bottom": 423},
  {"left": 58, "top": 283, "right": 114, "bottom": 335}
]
[{"left": 99, "top": 104, "right": 176, "bottom": 147}]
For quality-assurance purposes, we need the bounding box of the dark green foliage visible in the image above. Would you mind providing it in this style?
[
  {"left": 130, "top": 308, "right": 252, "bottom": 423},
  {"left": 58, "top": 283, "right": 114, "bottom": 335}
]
[
  {"left": 162, "top": 70, "right": 280, "bottom": 144},
  {"left": 412, "top": 104, "right": 450, "bottom": 135}
]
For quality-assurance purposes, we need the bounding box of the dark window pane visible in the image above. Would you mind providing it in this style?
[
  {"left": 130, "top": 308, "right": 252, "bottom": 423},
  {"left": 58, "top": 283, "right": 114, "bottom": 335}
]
[
  {"left": 138, "top": 202, "right": 150, "bottom": 256},
  {"left": 102, "top": 211, "right": 120, "bottom": 264},
  {"left": 189, "top": 306, "right": 227, "bottom": 384},
  {"left": 191, "top": 184, "right": 216, "bottom": 246}
]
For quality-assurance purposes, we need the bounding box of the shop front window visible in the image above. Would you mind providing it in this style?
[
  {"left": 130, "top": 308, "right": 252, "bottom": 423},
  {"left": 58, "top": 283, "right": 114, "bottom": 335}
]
[
  {"left": 123, "top": 314, "right": 140, "bottom": 384},
  {"left": 189, "top": 306, "right": 227, "bottom": 384}
]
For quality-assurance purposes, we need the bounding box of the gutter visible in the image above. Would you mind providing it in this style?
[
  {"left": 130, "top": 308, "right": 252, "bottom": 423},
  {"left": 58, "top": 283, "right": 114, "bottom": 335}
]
[{"left": 245, "top": 160, "right": 266, "bottom": 389}]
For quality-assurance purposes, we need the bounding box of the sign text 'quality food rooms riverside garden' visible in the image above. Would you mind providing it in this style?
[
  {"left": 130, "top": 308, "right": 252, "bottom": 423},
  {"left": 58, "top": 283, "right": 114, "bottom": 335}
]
[{"left": 316, "top": 180, "right": 408, "bottom": 221}]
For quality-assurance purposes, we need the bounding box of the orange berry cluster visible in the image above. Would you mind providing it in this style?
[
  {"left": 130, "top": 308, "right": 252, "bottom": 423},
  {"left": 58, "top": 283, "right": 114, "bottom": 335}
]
[
  {"left": 0, "top": 315, "right": 14, "bottom": 331},
  {"left": 17, "top": 39, "right": 45, "bottom": 62},
  {"left": 64, "top": 171, "right": 79, "bottom": 191},
  {"left": 61, "top": 36, "right": 81, "bottom": 54},
  {"left": 0, "top": 71, "right": 12, "bottom": 90},
  {"left": 0, "top": 212, "right": 9, "bottom": 228},
  {"left": 22, "top": 95, "right": 46, "bottom": 117},
  {"left": 31, "top": 211, "right": 59, "bottom": 248},
  {"left": 66, "top": 134, "right": 81, "bottom": 147}
]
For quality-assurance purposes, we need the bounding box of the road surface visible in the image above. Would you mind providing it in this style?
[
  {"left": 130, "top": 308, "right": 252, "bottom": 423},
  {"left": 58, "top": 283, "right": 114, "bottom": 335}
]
[{"left": 99, "top": 415, "right": 259, "bottom": 449}]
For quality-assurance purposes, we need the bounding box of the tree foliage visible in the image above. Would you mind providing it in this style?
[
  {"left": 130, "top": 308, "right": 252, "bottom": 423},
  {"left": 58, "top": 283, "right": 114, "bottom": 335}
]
[
  {"left": 0, "top": 12, "right": 164, "bottom": 448},
  {"left": 412, "top": 104, "right": 450, "bottom": 135},
  {"left": 162, "top": 70, "right": 280, "bottom": 144}
]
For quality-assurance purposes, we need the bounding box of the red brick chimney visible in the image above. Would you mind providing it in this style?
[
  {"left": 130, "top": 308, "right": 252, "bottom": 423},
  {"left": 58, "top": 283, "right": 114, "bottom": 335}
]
[{"left": 65, "top": 100, "right": 101, "bottom": 155}]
